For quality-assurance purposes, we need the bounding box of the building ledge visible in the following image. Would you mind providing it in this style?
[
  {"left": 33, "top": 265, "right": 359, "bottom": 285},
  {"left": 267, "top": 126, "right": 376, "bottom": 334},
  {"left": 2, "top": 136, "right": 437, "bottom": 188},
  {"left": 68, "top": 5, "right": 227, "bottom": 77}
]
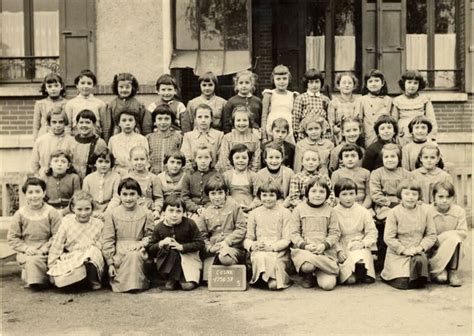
[
  {"left": 426, "top": 92, "right": 469, "bottom": 102},
  {"left": 0, "top": 85, "right": 42, "bottom": 97},
  {"left": 0, "top": 135, "right": 33, "bottom": 148}
]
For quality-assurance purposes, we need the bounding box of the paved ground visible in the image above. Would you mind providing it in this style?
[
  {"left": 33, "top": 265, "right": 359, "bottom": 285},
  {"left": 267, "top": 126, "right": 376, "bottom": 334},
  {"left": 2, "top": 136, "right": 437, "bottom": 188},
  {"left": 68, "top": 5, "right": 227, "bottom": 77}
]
[{"left": 1, "top": 232, "right": 472, "bottom": 336}]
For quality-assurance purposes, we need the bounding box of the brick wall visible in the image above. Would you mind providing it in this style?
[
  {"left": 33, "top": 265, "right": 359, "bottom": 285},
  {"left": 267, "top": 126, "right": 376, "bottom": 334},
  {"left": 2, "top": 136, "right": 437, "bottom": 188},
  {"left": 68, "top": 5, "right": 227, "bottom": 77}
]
[
  {"left": 0, "top": 94, "right": 473, "bottom": 136},
  {"left": 252, "top": 0, "right": 273, "bottom": 90}
]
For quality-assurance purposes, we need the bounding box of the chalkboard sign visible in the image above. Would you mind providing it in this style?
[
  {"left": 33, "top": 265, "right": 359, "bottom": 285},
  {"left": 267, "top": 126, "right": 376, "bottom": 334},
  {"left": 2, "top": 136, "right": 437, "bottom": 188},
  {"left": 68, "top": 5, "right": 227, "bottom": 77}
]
[{"left": 208, "top": 265, "right": 247, "bottom": 291}]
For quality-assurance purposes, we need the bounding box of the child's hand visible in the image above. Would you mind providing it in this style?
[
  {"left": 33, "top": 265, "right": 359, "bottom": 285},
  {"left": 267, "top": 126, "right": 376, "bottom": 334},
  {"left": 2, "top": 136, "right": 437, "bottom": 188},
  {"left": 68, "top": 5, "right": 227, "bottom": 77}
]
[
  {"left": 197, "top": 208, "right": 204, "bottom": 216},
  {"left": 209, "top": 243, "right": 222, "bottom": 253},
  {"left": 305, "top": 244, "right": 317, "bottom": 251},
  {"left": 262, "top": 244, "right": 274, "bottom": 252},
  {"left": 337, "top": 250, "right": 347, "bottom": 263},
  {"left": 402, "top": 247, "right": 416, "bottom": 256},
  {"left": 348, "top": 241, "right": 364, "bottom": 251},
  {"left": 25, "top": 247, "right": 40, "bottom": 256},
  {"left": 108, "top": 265, "right": 117, "bottom": 278},
  {"left": 159, "top": 237, "right": 174, "bottom": 248},
  {"left": 169, "top": 241, "right": 183, "bottom": 252},
  {"left": 152, "top": 210, "right": 161, "bottom": 220},
  {"left": 312, "top": 243, "right": 326, "bottom": 255},
  {"left": 333, "top": 125, "right": 341, "bottom": 135}
]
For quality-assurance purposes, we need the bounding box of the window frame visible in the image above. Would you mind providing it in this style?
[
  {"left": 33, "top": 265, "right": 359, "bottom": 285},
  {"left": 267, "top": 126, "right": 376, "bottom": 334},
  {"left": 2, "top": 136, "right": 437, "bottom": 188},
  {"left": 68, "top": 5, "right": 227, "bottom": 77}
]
[{"left": 0, "top": 0, "right": 60, "bottom": 83}]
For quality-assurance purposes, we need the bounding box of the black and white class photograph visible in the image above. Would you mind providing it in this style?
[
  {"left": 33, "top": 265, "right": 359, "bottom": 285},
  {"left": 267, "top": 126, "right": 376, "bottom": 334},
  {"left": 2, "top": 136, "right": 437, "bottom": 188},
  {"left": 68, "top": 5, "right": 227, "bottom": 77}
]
[{"left": 0, "top": 0, "right": 472, "bottom": 335}]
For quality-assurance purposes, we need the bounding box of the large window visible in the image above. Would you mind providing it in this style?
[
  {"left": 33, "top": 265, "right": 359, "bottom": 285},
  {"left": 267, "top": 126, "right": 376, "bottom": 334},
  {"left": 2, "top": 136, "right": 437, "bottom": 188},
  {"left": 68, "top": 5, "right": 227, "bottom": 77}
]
[
  {"left": 171, "top": 0, "right": 251, "bottom": 76},
  {"left": 0, "top": 0, "right": 59, "bottom": 82},
  {"left": 306, "top": 0, "right": 362, "bottom": 90},
  {"left": 407, "top": 0, "right": 460, "bottom": 89}
]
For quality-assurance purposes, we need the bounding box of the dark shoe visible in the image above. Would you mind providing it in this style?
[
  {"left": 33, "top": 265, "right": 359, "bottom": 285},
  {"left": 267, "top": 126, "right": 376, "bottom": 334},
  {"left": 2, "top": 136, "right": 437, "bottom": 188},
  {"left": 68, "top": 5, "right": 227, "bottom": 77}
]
[
  {"left": 301, "top": 273, "right": 316, "bottom": 288},
  {"left": 354, "top": 261, "right": 367, "bottom": 282},
  {"left": 164, "top": 279, "right": 178, "bottom": 290},
  {"left": 362, "top": 275, "right": 375, "bottom": 284}
]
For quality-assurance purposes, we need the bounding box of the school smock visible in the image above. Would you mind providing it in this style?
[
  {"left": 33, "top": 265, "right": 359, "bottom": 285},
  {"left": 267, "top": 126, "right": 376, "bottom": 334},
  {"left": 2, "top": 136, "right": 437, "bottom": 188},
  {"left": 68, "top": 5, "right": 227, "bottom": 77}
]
[
  {"left": 108, "top": 132, "right": 149, "bottom": 176},
  {"left": 369, "top": 166, "right": 410, "bottom": 219},
  {"left": 154, "top": 171, "right": 185, "bottom": 213},
  {"left": 327, "top": 95, "right": 361, "bottom": 132},
  {"left": 429, "top": 204, "right": 468, "bottom": 276},
  {"left": 106, "top": 96, "right": 152, "bottom": 142},
  {"left": 181, "top": 128, "right": 223, "bottom": 171},
  {"left": 261, "top": 89, "right": 298, "bottom": 143},
  {"left": 7, "top": 204, "right": 62, "bottom": 286},
  {"left": 217, "top": 129, "right": 261, "bottom": 172},
  {"left": 33, "top": 96, "right": 67, "bottom": 140},
  {"left": 47, "top": 215, "right": 104, "bottom": 287},
  {"left": 391, "top": 94, "right": 437, "bottom": 146},
  {"left": 181, "top": 169, "right": 220, "bottom": 213},
  {"left": 82, "top": 171, "right": 121, "bottom": 212},
  {"left": 65, "top": 94, "right": 108, "bottom": 137},
  {"left": 294, "top": 137, "right": 333, "bottom": 174},
  {"left": 45, "top": 173, "right": 81, "bottom": 210},
  {"left": 222, "top": 169, "right": 258, "bottom": 209},
  {"left": 409, "top": 167, "right": 453, "bottom": 204},
  {"left": 183, "top": 95, "right": 227, "bottom": 133},
  {"left": 147, "top": 129, "right": 182, "bottom": 175},
  {"left": 381, "top": 204, "right": 436, "bottom": 281},
  {"left": 244, "top": 205, "right": 294, "bottom": 289},
  {"left": 358, "top": 94, "right": 392, "bottom": 147},
  {"left": 331, "top": 166, "right": 371, "bottom": 205},
  {"left": 102, "top": 205, "right": 154, "bottom": 292},
  {"left": 292, "top": 90, "right": 331, "bottom": 141},
  {"left": 148, "top": 217, "right": 204, "bottom": 284},
  {"left": 31, "top": 132, "right": 76, "bottom": 177},
  {"left": 401, "top": 139, "right": 436, "bottom": 172},
  {"left": 197, "top": 199, "right": 247, "bottom": 280},
  {"left": 221, "top": 94, "right": 262, "bottom": 134},
  {"left": 333, "top": 203, "right": 377, "bottom": 282},
  {"left": 290, "top": 202, "right": 340, "bottom": 276},
  {"left": 72, "top": 134, "right": 107, "bottom": 179}
]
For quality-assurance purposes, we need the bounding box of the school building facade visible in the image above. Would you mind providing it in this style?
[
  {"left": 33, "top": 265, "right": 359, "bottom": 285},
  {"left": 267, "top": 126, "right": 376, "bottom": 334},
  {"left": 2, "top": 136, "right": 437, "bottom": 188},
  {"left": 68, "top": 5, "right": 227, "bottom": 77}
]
[{"left": 0, "top": 0, "right": 472, "bottom": 218}]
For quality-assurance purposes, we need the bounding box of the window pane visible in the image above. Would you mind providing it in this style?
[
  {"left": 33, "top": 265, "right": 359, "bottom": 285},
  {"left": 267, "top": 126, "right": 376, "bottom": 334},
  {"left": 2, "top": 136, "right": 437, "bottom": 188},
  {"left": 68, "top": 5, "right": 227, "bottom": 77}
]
[
  {"left": 306, "top": 1, "right": 326, "bottom": 70},
  {"left": 199, "top": 0, "right": 224, "bottom": 50},
  {"left": 434, "top": 0, "right": 456, "bottom": 88},
  {"left": 334, "top": 0, "right": 358, "bottom": 72},
  {"left": 406, "top": 0, "right": 427, "bottom": 70},
  {"left": 176, "top": 0, "right": 199, "bottom": 50},
  {"left": 33, "top": 0, "right": 59, "bottom": 56},
  {"left": 224, "top": 0, "right": 249, "bottom": 50},
  {"left": 0, "top": 0, "right": 25, "bottom": 56}
]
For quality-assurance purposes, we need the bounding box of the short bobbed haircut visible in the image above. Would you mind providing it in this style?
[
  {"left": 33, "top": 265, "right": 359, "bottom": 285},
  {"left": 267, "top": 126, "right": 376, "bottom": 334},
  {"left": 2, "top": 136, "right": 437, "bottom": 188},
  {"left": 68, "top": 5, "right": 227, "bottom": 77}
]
[
  {"left": 69, "top": 190, "right": 95, "bottom": 212},
  {"left": 164, "top": 149, "right": 186, "bottom": 167},
  {"left": 338, "top": 143, "right": 364, "bottom": 160},
  {"left": 396, "top": 179, "right": 422, "bottom": 200},
  {"left": 204, "top": 174, "right": 228, "bottom": 195},
  {"left": 432, "top": 180, "right": 456, "bottom": 199},
  {"left": 118, "top": 177, "right": 142, "bottom": 196},
  {"left": 40, "top": 73, "right": 66, "bottom": 97},
  {"left": 334, "top": 178, "right": 358, "bottom": 197},
  {"left": 305, "top": 176, "right": 331, "bottom": 200},
  {"left": 22, "top": 177, "right": 46, "bottom": 193},
  {"left": 231, "top": 105, "right": 253, "bottom": 129},
  {"left": 198, "top": 71, "right": 218, "bottom": 86},
  {"left": 398, "top": 70, "right": 426, "bottom": 91},
  {"left": 229, "top": 143, "right": 253, "bottom": 167},
  {"left": 76, "top": 109, "right": 97, "bottom": 124},
  {"left": 257, "top": 180, "right": 282, "bottom": 200},
  {"left": 408, "top": 115, "right": 433, "bottom": 134},
  {"left": 112, "top": 72, "right": 139, "bottom": 97},
  {"left": 381, "top": 143, "right": 402, "bottom": 167},
  {"left": 162, "top": 194, "right": 186, "bottom": 212},
  {"left": 92, "top": 147, "right": 115, "bottom": 167},
  {"left": 151, "top": 104, "right": 177, "bottom": 125},
  {"left": 361, "top": 69, "right": 388, "bottom": 95},
  {"left": 74, "top": 69, "right": 97, "bottom": 85},
  {"left": 46, "top": 107, "right": 69, "bottom": 126},
  {"left": 373, "top": 115, "right": 398, "bottom": 138},
  {"left": 303, "top": 68, "right": 325, "bottom": 88}
]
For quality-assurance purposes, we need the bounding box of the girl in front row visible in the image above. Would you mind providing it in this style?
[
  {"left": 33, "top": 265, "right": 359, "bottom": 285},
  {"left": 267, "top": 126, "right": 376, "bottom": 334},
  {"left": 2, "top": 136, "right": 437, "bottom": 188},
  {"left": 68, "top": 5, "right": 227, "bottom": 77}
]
[
  {"left": 290, "top": 177, "right": 340, "bottom": 291},
  {"left": 198, "top": 175, "right": 247, "bottom": 282},
  {"left": 429, "top": 181, "right": 468, "bottom": 287},
  {"left": 148, "top": 195, "right": 204, "bottom": 291},
  {"left": 47, "top": 191, "right": 104, "bottom": 290},
  {"left": 102, "top": 178, "right": 155, "bottom": 293},
  {"left": 244, "top": 182, "right": 294, "bottom": 290},
  {"left": 333, "top": 178, "right": 377, "bottom": 285},
  {"left": 7, "top": 177, "right": 62, "bottom": 289},
  {"left": 381, "top": 179, "right": 437, "bottom": 290}
]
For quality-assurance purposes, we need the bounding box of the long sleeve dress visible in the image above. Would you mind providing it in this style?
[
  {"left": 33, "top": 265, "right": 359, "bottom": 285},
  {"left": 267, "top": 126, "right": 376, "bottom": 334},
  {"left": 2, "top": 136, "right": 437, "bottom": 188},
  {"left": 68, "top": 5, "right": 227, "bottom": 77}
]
[
  {"left": 47, "top": 215, "right": 104, "bottom": 288},
  {"left": 358, "top": 94, "right": 392, "bottom": 147},
  {"left": 290, "top": 202, "right": 340, "bottom": 277},
  {"left": 101, "top": 205, "right": 154, "bottom": 292},
  {"left": 222, "top": 169, "right": 259, "bottom": 211},
  {"left": 381, "top": 204, "right": 437, "bottom": 281},
  {"left": 7, "top": 204, "right": 62, "bottom": 286},
  {"left": 333, "top": 203, "right": 378, "bottom": 282},
  {"left": 197, "top": 199, "right": 247, "bottom": 280},
  {"left": 428, "top": 204, "right": 468, "bottom": 276},
  {"left": 244, "top": 205, "right": 294, "bottom": 289},
  {"left": 148, "top": 217, "right": 204, "bottom": 284},
  {"left": 82, "top": 171, "right": 121, "bottom": 212}
]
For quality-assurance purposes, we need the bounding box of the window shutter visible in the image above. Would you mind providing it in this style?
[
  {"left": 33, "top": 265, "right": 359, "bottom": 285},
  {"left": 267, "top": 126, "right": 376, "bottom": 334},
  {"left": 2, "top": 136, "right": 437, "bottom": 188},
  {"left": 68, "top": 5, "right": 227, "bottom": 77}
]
[{"left": 59, "top": 0, "right": 96, "bottom": 86}]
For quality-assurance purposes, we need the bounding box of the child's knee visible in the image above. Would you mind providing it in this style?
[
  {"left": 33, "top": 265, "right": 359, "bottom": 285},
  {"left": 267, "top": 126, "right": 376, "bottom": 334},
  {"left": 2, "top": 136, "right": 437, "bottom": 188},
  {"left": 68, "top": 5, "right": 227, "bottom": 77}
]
[
  {"left": 316, "top": 272, "right": 337, "bottom": 291},
  {"left": 218, "top": 255, "right": 235, "bottom": 266},
  {"left": 300, "top": 262, "right": 316, "bottom": 274}
]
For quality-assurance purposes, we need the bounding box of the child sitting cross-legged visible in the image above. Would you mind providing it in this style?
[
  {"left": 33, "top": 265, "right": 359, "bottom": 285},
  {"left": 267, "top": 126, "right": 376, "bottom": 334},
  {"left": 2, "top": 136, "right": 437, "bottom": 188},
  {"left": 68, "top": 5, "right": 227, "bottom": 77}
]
[{"left": 197, "top": 175, "right": 247, "bottom": 282}]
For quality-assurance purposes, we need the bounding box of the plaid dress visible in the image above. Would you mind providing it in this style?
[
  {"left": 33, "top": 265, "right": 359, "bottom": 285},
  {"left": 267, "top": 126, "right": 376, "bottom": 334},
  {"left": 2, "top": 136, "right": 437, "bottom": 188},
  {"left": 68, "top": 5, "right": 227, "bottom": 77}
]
[
  {"left": 47, "top": 215, "right": 104, "bottom": 278},
  {"left": 292, "top": 91, "right": 330, "bottom": 141}
]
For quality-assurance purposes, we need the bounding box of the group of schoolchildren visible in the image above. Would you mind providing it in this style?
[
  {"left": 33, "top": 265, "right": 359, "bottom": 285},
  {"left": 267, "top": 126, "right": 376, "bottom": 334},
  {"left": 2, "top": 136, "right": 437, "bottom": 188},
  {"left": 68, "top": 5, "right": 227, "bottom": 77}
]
[{"left": 7, "top": 64, "right": 467, "bottom": 294}]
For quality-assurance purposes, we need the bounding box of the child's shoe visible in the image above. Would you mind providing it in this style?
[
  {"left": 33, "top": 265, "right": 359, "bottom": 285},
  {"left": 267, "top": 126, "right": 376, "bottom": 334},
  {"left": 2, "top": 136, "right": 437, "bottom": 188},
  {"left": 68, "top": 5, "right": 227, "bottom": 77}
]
[
  {"left": 354, "top": 261, "right": 367, "bottom": 282},
  {"left": 164, "top": 279, "right": 178, "bottom": 290},
  {"left": 301, "top": 273, "right": 316, "bottom": 288},
  {"left": 433, "top": 270, "right": 448, "bottom": 284},
  {"left": 448, "top": 271, "right": 462, "bottom": 287},
  {"left": 180, "top": 281, "right": 198, "bottom": 291}
]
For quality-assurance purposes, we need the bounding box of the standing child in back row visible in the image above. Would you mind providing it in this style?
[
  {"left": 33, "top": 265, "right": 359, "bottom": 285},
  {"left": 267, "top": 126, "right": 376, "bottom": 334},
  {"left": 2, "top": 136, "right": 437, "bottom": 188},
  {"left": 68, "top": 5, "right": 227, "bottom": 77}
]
[
  {"left": 65, "top": 69, "right": 108, "bottom": 137},
  {"left": 292, "top": 68, "right": 330, "bottom": 142},
  {"left": 105, "top": 72, "right": 152, "bottom": 143},
  {"left": 221, "top": 70, "right": 262, "bottom": 134},
  {"left": 392, "top": 70, "right": 437, "bottom": 146},
  {"left": 147, "top": 74, "right": 186, "bottom": 130},
  {"left": 182, "top": 71, "right": 227, "bottom": 133},
  {"left": 261, "top": 65, "right": 298, "bottom": 143},
  {"left": 33, "top": 73, "right": 67, "bottom": 140},
  {"left": 359, "top": 69, "right": 392, "bottom": 147}
]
